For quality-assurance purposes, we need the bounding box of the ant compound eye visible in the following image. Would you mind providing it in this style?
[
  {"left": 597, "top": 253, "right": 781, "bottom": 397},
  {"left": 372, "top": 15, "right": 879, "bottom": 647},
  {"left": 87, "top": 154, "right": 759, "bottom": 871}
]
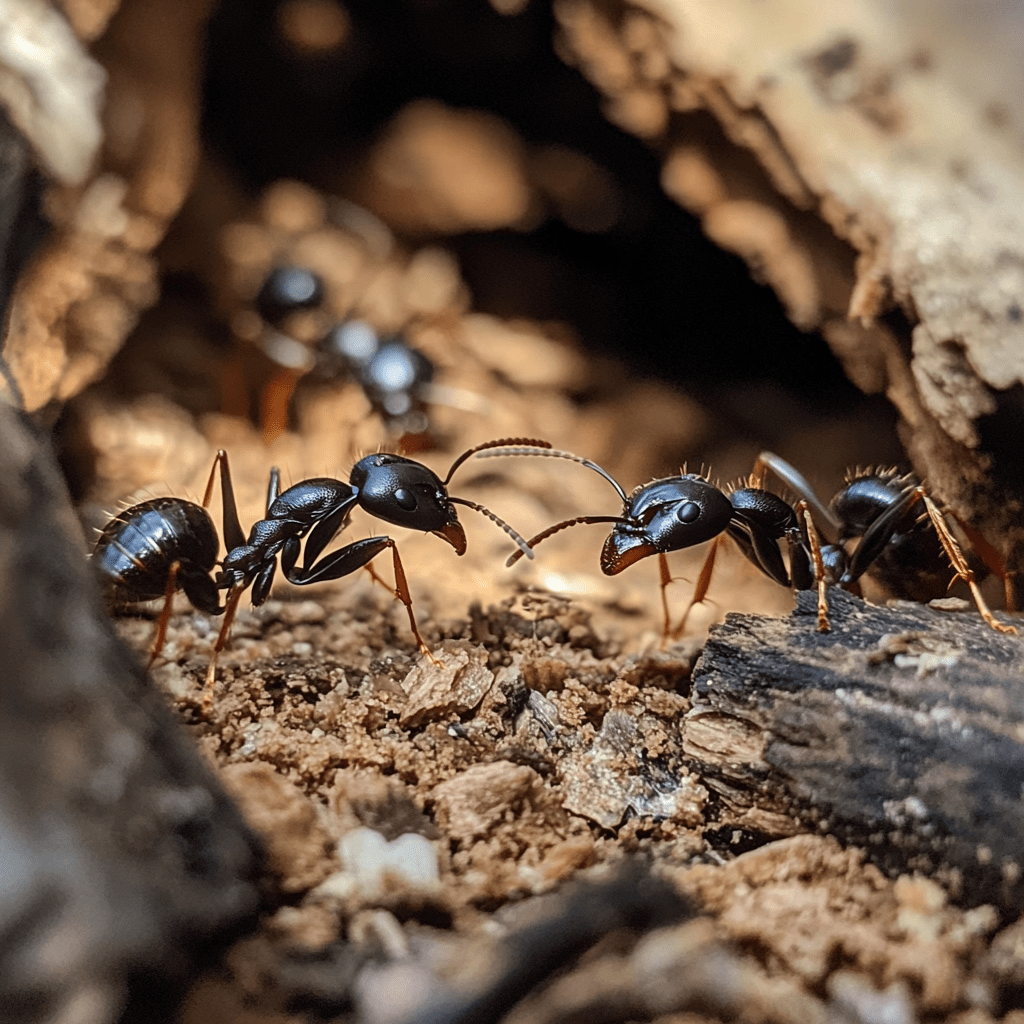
[
  {"left": 676, "top": 501, "right": 701, "bottom": 524},
  {"left": 393, "top": 487, "right": 417, "bottom": 512}
]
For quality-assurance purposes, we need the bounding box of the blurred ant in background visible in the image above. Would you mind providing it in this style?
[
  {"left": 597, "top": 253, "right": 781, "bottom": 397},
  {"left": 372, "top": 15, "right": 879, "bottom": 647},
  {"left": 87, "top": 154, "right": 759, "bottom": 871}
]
[
  {"left": 223, "top": 197, "right": 485, "bottom": 446},
  {"left": 250, "top": 263, "right": 439, "bottom": 441}
]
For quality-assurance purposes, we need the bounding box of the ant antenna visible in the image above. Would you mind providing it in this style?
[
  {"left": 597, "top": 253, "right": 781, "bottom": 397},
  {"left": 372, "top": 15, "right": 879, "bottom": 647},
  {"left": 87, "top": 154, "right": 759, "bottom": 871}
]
[
  {"left": 443, "top": 437, "right": 553, "bottom": 485},
  {"left": 471, "top": 444, "right": 629, "bottom": 504},
  {"left": 505, "top": 514, "right": 627, "bottom": 567},
  {"left": 448, "top": 496, "right": 536, "bottom": 560}
]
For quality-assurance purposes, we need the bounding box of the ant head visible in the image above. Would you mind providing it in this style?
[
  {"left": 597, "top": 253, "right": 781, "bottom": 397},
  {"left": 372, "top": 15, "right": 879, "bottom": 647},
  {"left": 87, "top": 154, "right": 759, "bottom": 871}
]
[
  {"left": 351, "top": 453, "right": 466, "bottom": 552},
  {"left": 601, "top": 476, "right": 733, "bottom": 575}
]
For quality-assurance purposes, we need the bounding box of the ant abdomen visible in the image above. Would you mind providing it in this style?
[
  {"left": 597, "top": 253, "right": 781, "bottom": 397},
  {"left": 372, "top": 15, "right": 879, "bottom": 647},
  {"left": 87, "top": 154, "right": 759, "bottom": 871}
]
[{"left": 93, "top": 497, "right": 221, "bottom": 613}]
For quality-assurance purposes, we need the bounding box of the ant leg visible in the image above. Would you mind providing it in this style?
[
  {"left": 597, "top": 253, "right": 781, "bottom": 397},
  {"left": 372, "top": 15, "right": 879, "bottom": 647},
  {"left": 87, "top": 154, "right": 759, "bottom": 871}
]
[
  {"left": 284, "top": 537, "right": 441, "bottom": 662},
  {"left": 796, "top": 501, "right": 830, "bottom": 632},
  {"left": 919, "top": 492, "right": 1017, "bottom": 634},
  {"left": 203, "top": 583, "right": 246, "bottom": 708},
  {"left": 657, "top": 552, "right": 674, "bottom": 645},
  {"left": 201, "top": 449, "right": 246, "bottom": 554},
  {"left": 670, "top": 536, "right": 723, "bottom": 640},
  {"left": 147, "top": 560, "right": 181, "bottom": 669},
  {"left": 363, "top": 562, "right": 393, "bottom": 593},
  {"left": 260, "top": 367, "right": 302, "bottom": 446},
  {"left": 384, "top": 540, "right": 440, "bottom": 665},
  {"left": 946, "top": 513, "right": 1018, "bottom": 613}
]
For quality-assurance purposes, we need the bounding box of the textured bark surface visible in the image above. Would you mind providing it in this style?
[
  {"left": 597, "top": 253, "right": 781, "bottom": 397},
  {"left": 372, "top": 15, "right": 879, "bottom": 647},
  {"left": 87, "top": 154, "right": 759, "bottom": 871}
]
[
  {"left": 1, "top": 0, "right": 213, "bottom": 412},
  {"left": 687, "top": 587, "right": 1024, "bottom": 914}
]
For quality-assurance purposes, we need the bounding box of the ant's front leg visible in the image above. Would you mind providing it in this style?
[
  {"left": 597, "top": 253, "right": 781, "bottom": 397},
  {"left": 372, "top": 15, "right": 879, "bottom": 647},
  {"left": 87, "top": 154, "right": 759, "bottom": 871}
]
[
  {"left": 669, "top": 537, "right": 723, "bottom": 641},
  {"left": 284, "top": 536, "right": 441, "bottom": 662}
]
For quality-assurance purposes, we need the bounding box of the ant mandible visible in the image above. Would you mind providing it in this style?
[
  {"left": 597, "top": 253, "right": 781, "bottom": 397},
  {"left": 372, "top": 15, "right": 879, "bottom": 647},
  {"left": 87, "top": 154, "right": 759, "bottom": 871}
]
[
  {"left": 213, "top": 437, "right": 552, "bottom": 683},
  {"left": 486, "top": 444, "right": 829, "bottom": 638},
  {"left": 92, "top": 449, "right": 249, "bottom": 672},
  {"left": 754, "top": 452, "right": 1017, "bottom": 634}
]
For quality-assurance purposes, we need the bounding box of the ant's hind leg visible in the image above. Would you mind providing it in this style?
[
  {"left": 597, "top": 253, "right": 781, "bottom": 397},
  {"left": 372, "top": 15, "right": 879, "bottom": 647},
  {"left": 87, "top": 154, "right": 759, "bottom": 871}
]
[
  {"left": 203, "top": 584, "right": 246, "bottom": 709},
  {"left": 147, "top": 561, "right": 181, "bottom": 670},
  {"left": 919, "top": 492, "right": 1017, "bottom": 634},
  {"left": 947, "top": 512, "right": 1019, "bottom": 613}
]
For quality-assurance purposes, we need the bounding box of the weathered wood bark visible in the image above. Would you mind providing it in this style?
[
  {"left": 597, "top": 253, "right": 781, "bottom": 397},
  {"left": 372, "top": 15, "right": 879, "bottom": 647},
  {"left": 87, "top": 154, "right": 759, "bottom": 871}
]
[{"left": 685, "top": 586, "right": 1024, "bottom": 913}]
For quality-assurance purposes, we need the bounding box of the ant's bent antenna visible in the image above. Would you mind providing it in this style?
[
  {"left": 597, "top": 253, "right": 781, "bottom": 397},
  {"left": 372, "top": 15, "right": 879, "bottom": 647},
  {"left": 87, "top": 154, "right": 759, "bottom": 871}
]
[
  {"left": 448, "top": 496, "right": 536, "bottom": 559},
  {"left": 506, "top": 515, "right": 627, "bottom": 567},
  {"left": 472, "top": 445, "right": 629, "bottom": 504},
  {"left": 443, "top": 437, "right": 553, "bottom": 485}
]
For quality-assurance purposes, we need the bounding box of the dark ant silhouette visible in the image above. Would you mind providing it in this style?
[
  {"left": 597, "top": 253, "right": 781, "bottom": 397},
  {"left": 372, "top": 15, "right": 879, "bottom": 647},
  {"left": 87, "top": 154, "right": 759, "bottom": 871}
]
[
  {"left": 317, "top": 319, "right": 436, "bottom": 433},
  {"left": 488, "top": 444, "right": 830, "bottom": 637},
  {"left": 247, "top": 264, "right": 473, "bottom": 444},
  {"left": 92, "top": 449, "right": 248, "bottom": 672},
  {"left": 754, "top": 452, "right": 1017, "bottom": 634},
  {"left": 213, "top": 437, "right": 552, "bottom": 683}
]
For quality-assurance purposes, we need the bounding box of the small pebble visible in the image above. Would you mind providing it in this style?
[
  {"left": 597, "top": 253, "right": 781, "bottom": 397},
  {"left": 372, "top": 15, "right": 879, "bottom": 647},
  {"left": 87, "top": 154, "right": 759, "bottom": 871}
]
[{"left": 339, "top": 826, "right": 440, "bottom": 897}]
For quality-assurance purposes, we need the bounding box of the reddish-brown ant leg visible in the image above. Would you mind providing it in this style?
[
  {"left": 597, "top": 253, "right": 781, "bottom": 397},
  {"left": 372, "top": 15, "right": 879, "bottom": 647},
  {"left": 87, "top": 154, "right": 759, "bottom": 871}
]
[
  {"left": 670, "top": 535, "right": 723, "bottom": 641},
  {"left": 203, "top": 583, "right": 246, "bottom": 709},
  {"left": 381, "top": 541, "right": 440, "bottom": 665},
  {"left": 796, "top": 501, "right": 830, "bottom": 632},
  {"left": 918, "top": 491, "right": 1017, "bottom": 634},
  {"left": 657, "top": 552, "right": 674, "bottom": 645},
  {"left": 363, "top": 562, "right": 393, "bottom": 593},
  {"left": 147, "top": 560, "right": 181, "bottom": 669},
  {"left": 361, "top": 558, "right": 438, "bottom": 663},
  {"left": 948, "top": 514, "right": 1018, "bottom": 613}
]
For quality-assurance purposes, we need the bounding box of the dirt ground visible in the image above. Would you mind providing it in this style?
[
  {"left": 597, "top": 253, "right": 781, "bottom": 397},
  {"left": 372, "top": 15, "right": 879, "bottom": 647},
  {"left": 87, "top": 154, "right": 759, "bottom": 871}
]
[{"left": 84, "top": 230, "right": 1021, "bottom": 1021}]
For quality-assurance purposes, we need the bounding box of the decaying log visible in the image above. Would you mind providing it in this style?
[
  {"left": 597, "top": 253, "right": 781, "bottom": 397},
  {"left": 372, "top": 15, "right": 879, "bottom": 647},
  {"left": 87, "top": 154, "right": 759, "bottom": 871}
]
[
  {"left": 685, "top": 587, "right": 1024, "bottom": 914},
  {"left": 0, "top": 398, "right": 262, "bottom": 1024}
]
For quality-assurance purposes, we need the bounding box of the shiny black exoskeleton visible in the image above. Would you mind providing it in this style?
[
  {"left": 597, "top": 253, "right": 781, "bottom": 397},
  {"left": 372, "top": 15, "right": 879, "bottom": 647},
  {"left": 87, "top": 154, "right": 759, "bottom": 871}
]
[
  {"left": 218, "top": 454, "right": 467, "bottom": 604},
  {"left": 319, "top": 320, "right": 435, "bottom": 431},
  {"left": 92, "top": 450, "right": 247, "bottom": 666},
  {"left": 216, "top": 438, "right": 545, "bottom": 654},
  {"left": 485, "top": 443, "right": 821, "bottom": 635},
  {"left": 95, "top": 498, "right": 224, "bottom": 612},
  {"left": 755, "top": 452, "right": 1015, "bottom": 633},
  {"left": 597, "top": 475, "right": 813, "bottom": 589},
  {"left": 256, "top": 265, "right": 324, "bottom": 327},
  {"left": 756, "top": 454, "right": 947, "bottom": 595}
]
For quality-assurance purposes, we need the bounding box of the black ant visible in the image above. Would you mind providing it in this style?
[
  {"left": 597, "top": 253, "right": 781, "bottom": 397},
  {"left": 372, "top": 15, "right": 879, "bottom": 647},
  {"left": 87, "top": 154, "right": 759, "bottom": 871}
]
[
  {"left": 754, "top": 452, "right": 1017, "bottom": 634},
  {"left": 247, "top": 265, "right": 450, "bottom": 443},
  {"left": 92, "top": 449, "right": 248, "bottom": 672},
  {"left": 213, "top": 437, "right": 552, "bottom": 682},
  {"left": 317, "top": 319, "right": 436, "bottom": 434},
  {"left": 487, "top": 444, "right": 829, "bottom": 638}
]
